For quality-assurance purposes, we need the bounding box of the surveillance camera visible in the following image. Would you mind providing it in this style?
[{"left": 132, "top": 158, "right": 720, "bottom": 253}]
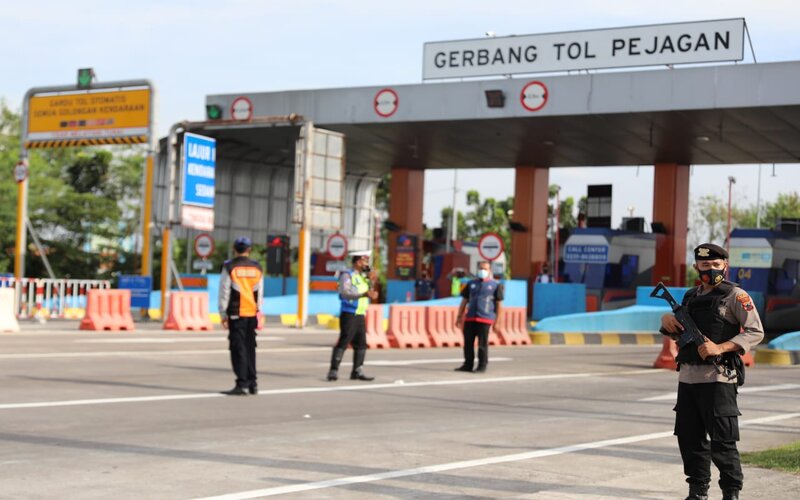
[{"left": 485, "top": 31, "right": 496, "bottom": 37}]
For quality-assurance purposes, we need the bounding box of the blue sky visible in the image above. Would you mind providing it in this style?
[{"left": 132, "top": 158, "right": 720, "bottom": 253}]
[{"left": 2, "top": 0, "right": 799, "bottom": 232}]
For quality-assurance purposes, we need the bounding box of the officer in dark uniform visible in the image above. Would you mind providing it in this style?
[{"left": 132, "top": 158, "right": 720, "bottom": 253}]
[
  {"left": 660, "top": 243, "right": 764, "bottom": 500},
  {"left": 454, "top": 260, "right": 504, "bottom": 373},
  {"left": 218, "top": 237, "right": 263, "bottom": 396}
]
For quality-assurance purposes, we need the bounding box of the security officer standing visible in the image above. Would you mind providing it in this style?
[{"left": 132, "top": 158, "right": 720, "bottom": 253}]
[
  {"left": 327, "top": 252, "right": 378, "bottom": 382},
  {"left": 660, "top": 243, "right": 764, "bottom": 500},
  {"left": 454, "top": 260, "right": 504, "bottom": 373},
  {"left": 218, "top": 237, "right": 263, "bottom": 396}
]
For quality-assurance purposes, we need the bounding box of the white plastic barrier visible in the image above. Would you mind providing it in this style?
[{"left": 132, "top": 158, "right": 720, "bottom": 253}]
[
  {"left": 0, "top": 287, "right": 20, "bottom": 332},
  {"left": 0, "top": 277, "right": 111, "bottom": 319}
]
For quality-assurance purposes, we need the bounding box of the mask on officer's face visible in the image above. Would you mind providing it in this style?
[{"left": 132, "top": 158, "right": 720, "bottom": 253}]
[
  {"left": 698, "top": 267, "right": 725, "bottom": 286},
  {"left": 362, "top": 265, "right": 371, "bottom": 274},
  {"left": 477, "top": 269, "right": 490, "bottom": 279}
]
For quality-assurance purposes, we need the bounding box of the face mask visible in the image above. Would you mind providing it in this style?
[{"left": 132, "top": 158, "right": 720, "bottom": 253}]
[
  {"left": 477, "top": 269, "right": 490, "bottom": 279},
  {"left": 362, "top": 265, "right": 371, "bottom": 274},
  {"left": 698, "top": 267, "right": 725, "bottom": 286}
]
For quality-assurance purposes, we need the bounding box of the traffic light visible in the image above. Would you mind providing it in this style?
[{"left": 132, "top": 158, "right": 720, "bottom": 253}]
[
  {"left": 206, "top": 104, "right": 222, "bottom": 120},
  {"left": 77, "top": 68, "right": 95, "bottom": 89},
  {"left": 266, "top": 234, "right": 290, "bottom": 276}
]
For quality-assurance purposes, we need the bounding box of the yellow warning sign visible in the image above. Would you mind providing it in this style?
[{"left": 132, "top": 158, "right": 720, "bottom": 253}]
[{"left": 27, "top": 88, "right": 150, "bottom": 144}]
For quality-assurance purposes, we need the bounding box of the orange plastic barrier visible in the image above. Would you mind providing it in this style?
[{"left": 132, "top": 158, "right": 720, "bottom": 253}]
[
  {"left": 497, "top": 307, "right": 531, "bottom": 345},
  {"left": 79, "top": 289, "right": 135, "bottom": 331},
  {"left": 0, "top": 288, "right": 20, "bottom": 332},
  {"left": 586, "top": 294, "right": 599, "bottom": 312},
  {"left": 365, "top": 305, "right": 391, "bottom": 349},
  {"left": 653, "top": 337, "right": 678, "bottom": 370},
  {"left": 426, "top": 306, "right": 463, "bottom": 347},
  {"left": 387, "top": 305, "right": 431, "bottom": 348},
  {"left": 163, "top": 292, "right": 213, "bottom": 331}
]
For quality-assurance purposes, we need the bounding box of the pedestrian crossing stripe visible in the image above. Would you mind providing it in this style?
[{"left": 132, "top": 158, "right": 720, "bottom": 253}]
[{"left": 25, "top": 136, "right": 147, "bottom": 149}]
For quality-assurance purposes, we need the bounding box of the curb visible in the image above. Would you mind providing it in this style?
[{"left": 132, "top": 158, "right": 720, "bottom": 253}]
[
  {"left": 530, "top": 332, "right": 661, "bottom": 345},
  {"left": 754, "top": 348, "right": 800, "bottom": 365}
]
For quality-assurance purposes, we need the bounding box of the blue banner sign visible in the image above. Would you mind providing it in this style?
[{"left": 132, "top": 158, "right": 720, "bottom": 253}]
[
  {"left": 181, "top": 132, "right": 216, "bottom": 208},
  {"left": 118, "top": 275, "right": 152, "bottom": 308},
  {"left": 564, "top": 244, "right": 609, "bottom": 263}
]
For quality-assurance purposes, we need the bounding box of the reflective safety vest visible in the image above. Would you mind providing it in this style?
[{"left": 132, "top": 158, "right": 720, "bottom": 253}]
[
  {"left": 340, "top": 270, "right": 370, "bottom": 315},
  {"left": 464, "top": 278, "right": 500, "bottom": 322}
]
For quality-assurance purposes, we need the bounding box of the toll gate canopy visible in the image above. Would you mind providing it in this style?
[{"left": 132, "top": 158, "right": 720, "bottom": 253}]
[{"left": 153, "top": 61, "right": 800, "bottom": 266}]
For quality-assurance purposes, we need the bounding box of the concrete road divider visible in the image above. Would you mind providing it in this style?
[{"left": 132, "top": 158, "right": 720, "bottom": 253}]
[
  {"left": 498, "top": 307, "right": 531, "bottom": 345},
  {"left": 79, "top": 289, "right": 135, "bottom": 331},
  {"left": 366, "top": 305, "right": 391, "bottom": 348},
  {"left": 426, "top": 306, "right": 463, "bottom": 347},
  {"left": 163, "top": 292, "right": 213, "bottom": 331},
  {"left": 387, "top": 305, "right": 432, "bottom": 348},
  {"left": 0, "top": 288, "right": 20, "bottom": 332}
]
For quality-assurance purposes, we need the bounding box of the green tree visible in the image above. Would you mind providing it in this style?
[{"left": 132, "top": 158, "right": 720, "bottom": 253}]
[{"left": 0, "top": 102, "right": 145, "bottom": 278}]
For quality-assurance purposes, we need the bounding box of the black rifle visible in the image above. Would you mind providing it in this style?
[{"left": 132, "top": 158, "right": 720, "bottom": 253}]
[{"left": 650, "top": 282, "right": 734, "bottom": 378}]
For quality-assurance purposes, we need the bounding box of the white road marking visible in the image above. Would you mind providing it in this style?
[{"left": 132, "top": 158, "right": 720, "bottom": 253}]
[
  {"left": 193, "top": 412, "right": 800, "bottom": 499},
  {"left": 338, "top": 357, "right": 512, "bottom": 366},
  {"left": 0, "top": 347, "right": 327, "bottom": 360},
  {"left": 0, "top": 369, "right": 657, "bottom": 410},
  {"left": 74, "top": 337, "right": 283, "bottom": 343},
  {"left": 639, "top": 383, "right": 800, "bottom": 402}
]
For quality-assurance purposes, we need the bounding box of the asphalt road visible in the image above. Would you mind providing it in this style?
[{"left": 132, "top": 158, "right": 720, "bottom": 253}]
[{"left": 1, "top": 323, "right": 799, "bottom": 499}]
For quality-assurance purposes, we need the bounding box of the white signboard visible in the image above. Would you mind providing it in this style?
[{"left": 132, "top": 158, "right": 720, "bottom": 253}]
[
  {"left": 423, "top": 19, "right": 744, "bottom": 80},
  {"left": 478, "top": 232, "right": 504, "bottom": 261},
  {"left": 729, "top": 247, "right": 773, "bottom": 269}
]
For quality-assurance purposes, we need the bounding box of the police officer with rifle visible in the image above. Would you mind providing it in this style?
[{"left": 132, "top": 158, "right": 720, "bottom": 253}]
[{"left": 658, "top": 243, "right": 764, "bottom": 500}]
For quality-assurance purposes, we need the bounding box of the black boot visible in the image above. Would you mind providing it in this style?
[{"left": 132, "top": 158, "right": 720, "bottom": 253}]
[
  {"left": 685, "top": 484, "right": 709, "bottom": 500},
  {"left": 722, "top": 490, "right": 739, "bottom": 500},
  {"left": 350, "top": 349, "right": 374, "bottom": 381},
  {"left": 327, "top": 348, "right": 345, "bottom": 381}
]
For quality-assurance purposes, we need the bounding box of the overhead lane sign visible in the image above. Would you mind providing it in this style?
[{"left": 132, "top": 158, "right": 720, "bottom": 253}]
[{"left": 423, "top": 19, "right": 744, "bottom": 80}]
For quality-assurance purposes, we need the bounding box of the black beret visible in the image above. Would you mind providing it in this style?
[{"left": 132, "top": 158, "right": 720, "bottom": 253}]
[{"left": 694, "top": 243, "right": 728, "bottom": 260}]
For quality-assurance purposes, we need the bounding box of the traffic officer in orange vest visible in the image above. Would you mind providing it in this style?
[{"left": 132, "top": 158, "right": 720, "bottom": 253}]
[
  {"left": 660, "top": 243, "right": 764, "bottom": 500},
  {"left": 327, "top": 251, "right": 378, "bottom": 382},
  {"left": 218, "top": 237, "right": 263, "bottom": 396}
]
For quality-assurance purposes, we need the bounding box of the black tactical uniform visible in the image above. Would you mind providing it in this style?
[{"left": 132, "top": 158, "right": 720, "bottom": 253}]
[{"left": 662, "top": 244, "right": 764, "bottom": 500}]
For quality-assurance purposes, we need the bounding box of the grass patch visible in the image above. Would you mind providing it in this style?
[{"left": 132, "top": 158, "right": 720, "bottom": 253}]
[{"left": 741, "top": 441, "right": 800, "bottom": 474}]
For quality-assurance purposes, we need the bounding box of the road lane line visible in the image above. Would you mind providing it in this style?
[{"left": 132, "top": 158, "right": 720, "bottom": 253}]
[
  {"left": 193, "top": 412, "right": 800, "bottom": 499},
  {"left": 639, "top": 383, "right": 800, "bottom": 402},
  {"left": 0, "top": 347, "right": 327, "bottom": 360},
  {"left": 0, "top": 369, "right": 657, "bottom": 410}
]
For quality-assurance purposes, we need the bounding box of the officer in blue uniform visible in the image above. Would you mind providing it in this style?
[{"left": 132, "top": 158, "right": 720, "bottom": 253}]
[
  {"left": 454, "top": 261, "right": 504, "bottom": 373},
  {"left": 327, "top": 252, "right": 378, "bottom": 382}
]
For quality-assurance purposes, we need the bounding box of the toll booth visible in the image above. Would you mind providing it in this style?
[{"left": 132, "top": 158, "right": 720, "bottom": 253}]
[
  {"left": 561, "top": 228, "right": 657, "bottom": 308},
  {"left": 729, "top": 229, "right": 800, "bottom": 296}
]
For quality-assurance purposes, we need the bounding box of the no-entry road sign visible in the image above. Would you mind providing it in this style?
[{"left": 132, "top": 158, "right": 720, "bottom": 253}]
[
  {"left": 478, "top": 232, "right": 504, "bottom": 261},
  {"left": 326, "top": 233, "right": 348, "bottom": 259},
  {"left": 194, "top": 233, "right": 215, "bottom": 259}
]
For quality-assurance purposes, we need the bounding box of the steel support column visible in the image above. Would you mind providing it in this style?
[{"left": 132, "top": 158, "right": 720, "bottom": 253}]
[{"left": 652, "top": 163, "right": 690, "bottom": 286}]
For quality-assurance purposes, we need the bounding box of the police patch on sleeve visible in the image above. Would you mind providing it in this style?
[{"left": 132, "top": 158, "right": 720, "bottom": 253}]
[{"left": 736, "top": 292, "right": 754, "bottom": 312}]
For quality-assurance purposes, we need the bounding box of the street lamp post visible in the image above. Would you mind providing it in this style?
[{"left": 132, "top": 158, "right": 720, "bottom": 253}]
[{"left": 726, "top": 176, "right": 736, "bottom": 254}]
